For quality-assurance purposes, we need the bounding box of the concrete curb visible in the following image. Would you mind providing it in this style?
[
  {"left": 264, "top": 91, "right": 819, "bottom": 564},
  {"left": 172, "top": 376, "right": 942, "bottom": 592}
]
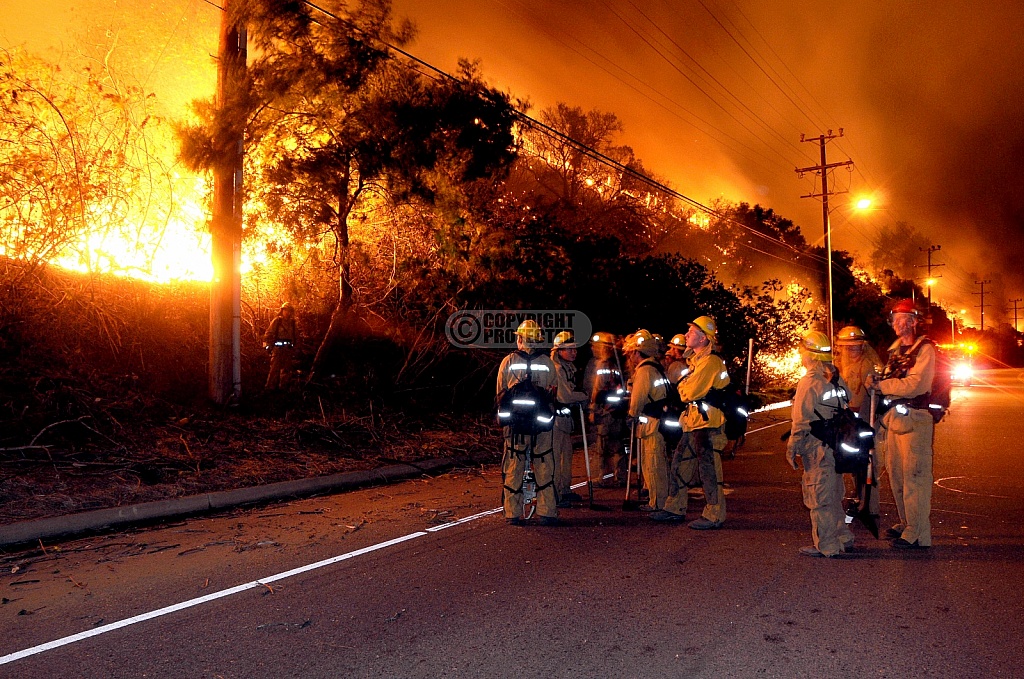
[{"left": 0, "top": 457, "right": 457, "bottom": 550}]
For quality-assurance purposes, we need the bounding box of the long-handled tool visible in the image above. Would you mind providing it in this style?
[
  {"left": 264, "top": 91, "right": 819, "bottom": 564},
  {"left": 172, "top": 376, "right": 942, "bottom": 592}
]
[
  {"left": 623, "top": 420, "right": 641, "bottom": 511},
  {"left": 522, "top": 437, "right": 537, "bottom": 521},
  {"left": 578, "top": 404, "right": 595, "bottom": 506},
  {"left": 853, "top": 388, "right": 880, "bottom": 539},
  {"left": 577, "top": 405, "right": 610, "bottom": 511}
]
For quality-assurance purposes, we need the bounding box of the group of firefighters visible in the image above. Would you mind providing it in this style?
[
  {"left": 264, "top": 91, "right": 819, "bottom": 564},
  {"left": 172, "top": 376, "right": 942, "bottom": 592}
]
[
  {"left": 496, "top": 298, "right": 937, "bottom": 558},
  {"left": 496, "top": 315, "right": 731, "bottom": 530}
]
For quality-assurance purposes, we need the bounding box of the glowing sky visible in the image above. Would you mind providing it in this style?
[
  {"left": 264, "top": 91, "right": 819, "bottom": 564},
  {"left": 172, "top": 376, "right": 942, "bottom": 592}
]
[{"left": 4, "top": 0, "right": 1023, "bottom": 323}]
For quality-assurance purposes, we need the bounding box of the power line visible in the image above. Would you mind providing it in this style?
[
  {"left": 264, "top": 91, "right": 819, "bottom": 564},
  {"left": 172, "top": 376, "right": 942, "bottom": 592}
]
[
  {"left": 721, "top": 0, "right": 835, "bottom": 132},
  {"left": 493, "top": 0, "right": 786, "bottom": 175},
  {"left": 607, "top": 0, "right": 811, "bottom": 168},
  {"left": 293, "top": 0, "right": 839, "bottom": 274},
  {"left": 693, "top": 0, "right": 821, "bottom": 130}
]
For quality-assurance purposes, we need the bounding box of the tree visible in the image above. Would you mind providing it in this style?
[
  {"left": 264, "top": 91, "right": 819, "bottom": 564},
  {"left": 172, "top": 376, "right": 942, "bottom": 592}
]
[
  {"left": 178, "top": 0, "right": 518, "bottom": 381},
  {"left": 870, "top": 221, "right": 929, "bottom": 280},
  {"left": 514, "top": 103, "right": 678, "bottom": 250}
]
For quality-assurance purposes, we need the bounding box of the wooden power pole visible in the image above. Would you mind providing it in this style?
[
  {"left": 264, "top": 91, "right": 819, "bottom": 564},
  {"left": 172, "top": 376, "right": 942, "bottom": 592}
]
[
  {"left": 209, "top": 0, "right": 246, "bottom": 405},
  {"left": 974, "top": 279, "right": 992, "bottom": 332},
  {"left": 796, "top": 130, "right": 853, "bottom": 347}
]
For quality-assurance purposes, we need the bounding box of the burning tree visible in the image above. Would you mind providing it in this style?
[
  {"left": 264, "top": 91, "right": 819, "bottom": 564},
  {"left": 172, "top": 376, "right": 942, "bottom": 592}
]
[
  {"left": 178, "top": 0, "right": 518, "bottom": 382},
  {"left": 0, "top": 47, "right": 182, "bottom": 284},
  {"left": 515, "top": 103, "right": 685, "bottom": 251}
]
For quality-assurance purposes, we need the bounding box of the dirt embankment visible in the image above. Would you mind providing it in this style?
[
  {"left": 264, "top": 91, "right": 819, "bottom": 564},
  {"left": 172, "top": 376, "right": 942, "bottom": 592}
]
[{"left": 1, "top": 375, "right": 501, "bottom": 525}]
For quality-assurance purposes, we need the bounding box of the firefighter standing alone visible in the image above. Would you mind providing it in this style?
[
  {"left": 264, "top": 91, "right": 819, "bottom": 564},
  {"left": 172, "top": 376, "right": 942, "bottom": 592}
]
[{"left": 263, "top": 302, "right": 299, "bottom": 390}]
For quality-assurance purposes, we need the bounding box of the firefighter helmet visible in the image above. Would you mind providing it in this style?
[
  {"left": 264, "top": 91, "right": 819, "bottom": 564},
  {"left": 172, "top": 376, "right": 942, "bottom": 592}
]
[
  {"left": 515, "top": 319, "right": 543, "bottom": 343},
  {"left": 689, "top": 315, "right": 718, "bottom": 344},
  {"left": 625, "top": 329, "right": 658, "bottom": 357},
  {"left": 890, "top": 298, "right": 919, "bottom": 317},
  {"left": 652, "top": 333, "right": 667, "bottom": 357},
  {"left": 280, "top": 301, "right": 294, "bottom": 311},
  {"left": 835, "top": 325, "right": 867, "bottom": 346},
  {"left": 669, "top": 333, "right": 686, "bottom": 347},
  {"left": 553, "top": 330, "right": 576, "bottom": 349},
  {"left": 591, "top": 331, "right": 616, "bottom": 346},
  {"left": 800, "top": 330, "right": 833, "bottom": 362}
]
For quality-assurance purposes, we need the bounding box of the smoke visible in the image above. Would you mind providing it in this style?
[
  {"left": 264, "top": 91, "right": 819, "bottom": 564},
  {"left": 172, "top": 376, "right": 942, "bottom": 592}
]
[{"left": 6, "top": 0, "right": 1023, "bottom": 318}]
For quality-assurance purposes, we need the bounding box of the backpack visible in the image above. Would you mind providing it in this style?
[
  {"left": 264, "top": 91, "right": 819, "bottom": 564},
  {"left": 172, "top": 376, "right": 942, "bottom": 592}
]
[
  {"left": 881, "top": 337, "right": 949, "bottom": 424},
  {"left": 496, "top": 351, "right": 556, "bottom": 436},
  {"left": 921, "top": 343, "right": 952, "bottom": 423},
  {"left": 640, "top": 362, "right": 684, "bottom": 448},
  {"left": 703, "top": 382, "right": 751, "bottom": 442},
  {"left": 808, "top": 373, "right": 874, "bottom": 473}
]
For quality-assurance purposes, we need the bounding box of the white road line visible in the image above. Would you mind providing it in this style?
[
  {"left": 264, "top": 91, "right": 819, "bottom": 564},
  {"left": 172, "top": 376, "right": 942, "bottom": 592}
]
[
  {"left": 6, "top": 404, "right": 802, "bottom": 666},
  {"left": 746, "top": 420, "right": 792, "bottom": 435},
  {"left": 1, "top": 531, "right": 430, "bottom": 665}
]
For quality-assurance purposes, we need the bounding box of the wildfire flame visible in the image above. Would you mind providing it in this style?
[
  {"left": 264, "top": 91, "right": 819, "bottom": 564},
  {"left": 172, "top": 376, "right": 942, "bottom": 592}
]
[{"left": 755, "top": 347, "right": 804, "bottom": 384}]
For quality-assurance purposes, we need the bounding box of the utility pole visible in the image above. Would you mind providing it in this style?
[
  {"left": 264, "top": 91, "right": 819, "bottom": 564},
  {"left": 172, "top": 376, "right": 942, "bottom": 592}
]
[
  {"left": 796, "top": 130, "right": 853, "bottom": 347},
  {"left": 974, "top": 279, "right": 992, "bottom": 332},
  {"left": 1010, "top": 298, "right": 1022, "bottom": 333},
  {"left": 209, "top": 0, "right": 246, "bottom": 405},
  {"left": 915, "top": 244, "right": 944, "bottom": 320}
]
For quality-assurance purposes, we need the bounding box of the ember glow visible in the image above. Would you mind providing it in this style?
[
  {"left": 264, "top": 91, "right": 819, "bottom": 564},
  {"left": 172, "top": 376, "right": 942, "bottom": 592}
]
[
  {"left": 755, "top": 348, "right": 804, "bottom": 385},
  {"left": 41, "top": 178, "right": 213, "bottom": 283}
]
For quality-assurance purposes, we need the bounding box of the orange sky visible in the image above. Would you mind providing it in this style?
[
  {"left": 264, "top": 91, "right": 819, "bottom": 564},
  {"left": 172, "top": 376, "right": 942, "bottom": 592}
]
[{"left": 4, "top": 0, "right": 1024, "bottom": 325}]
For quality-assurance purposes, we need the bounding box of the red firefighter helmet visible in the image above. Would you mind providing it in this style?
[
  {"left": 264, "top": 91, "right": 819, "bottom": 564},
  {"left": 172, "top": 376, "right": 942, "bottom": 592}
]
[{"left": 889, "top": 298, "right": 919, "bottom": 317}]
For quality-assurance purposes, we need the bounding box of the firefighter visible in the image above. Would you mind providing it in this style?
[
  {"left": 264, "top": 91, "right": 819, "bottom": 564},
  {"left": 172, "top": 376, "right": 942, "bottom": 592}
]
[
  {"left": 653, "top": 316, "right": 729, "bottom": 528},
  {"left": 834, "top": 326, "right": 882, "bottom": 417},
  {"left": 496, "top": 320, "right": 559, "bottom": 526},
  {"left": 263, "top": 302, "right": 299, "bottom": 390},
  {"left": 834, "top": 325, "right": 884, "bottom": 520},
  {"left": 786, "top": 330, "right": 857, "bottom": 557},
  {"left": 625, "top": 329, "right": 670, "bottom": 512},
  {"left": 665, "top": 333, "right": 691, "bottom": 386},
  {"left": 582, "top": 332, "right": 628, "bottom": 487},
  {"left": 551, "top": 330, "right": 588, "bottom": 506},
  {"left": 866, "top": 299, "right": 936, "bottom": 549},
  {"left": 653, "top": 333, "right": 669, "bottom": 369}
]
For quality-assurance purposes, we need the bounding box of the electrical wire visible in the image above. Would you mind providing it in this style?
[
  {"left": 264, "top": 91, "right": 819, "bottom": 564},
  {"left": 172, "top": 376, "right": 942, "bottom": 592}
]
[
  {"left": 626, "top": 0, "right": 812, "bottom": 162},
  {"left": 492, "top": 0, "right": 784, "bottom": 175},
  {"left": 600, "top": 0, "right": 809, "bottom": 169},
  {"left": 292, "top": 0, "right": 837, "bottom": 269}
]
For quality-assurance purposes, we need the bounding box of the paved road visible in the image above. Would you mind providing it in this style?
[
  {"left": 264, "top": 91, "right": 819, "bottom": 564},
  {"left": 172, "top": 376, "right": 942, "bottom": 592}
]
[{"left": 3, "top": 371, "right": 1024, "bottom": 677}]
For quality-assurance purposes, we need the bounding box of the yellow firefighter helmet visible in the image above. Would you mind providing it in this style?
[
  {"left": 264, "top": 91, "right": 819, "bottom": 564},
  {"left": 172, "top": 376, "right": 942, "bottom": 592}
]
[
  {"left": 515, "top": 319, "right": 543, "bottom": 343},
  {"left": 800, "top": 330, "right": 833, "bottom": 361}
]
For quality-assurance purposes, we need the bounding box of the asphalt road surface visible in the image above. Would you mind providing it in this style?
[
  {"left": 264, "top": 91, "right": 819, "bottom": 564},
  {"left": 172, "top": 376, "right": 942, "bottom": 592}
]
[{"left": 2, "top": 371, "right": 1023, "bottom": 677}]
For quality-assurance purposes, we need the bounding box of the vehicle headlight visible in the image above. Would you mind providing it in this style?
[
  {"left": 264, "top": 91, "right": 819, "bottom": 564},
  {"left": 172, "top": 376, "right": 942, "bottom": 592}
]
[{"left": 953, "top": 363, "right": 973, "bottom": 380}]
